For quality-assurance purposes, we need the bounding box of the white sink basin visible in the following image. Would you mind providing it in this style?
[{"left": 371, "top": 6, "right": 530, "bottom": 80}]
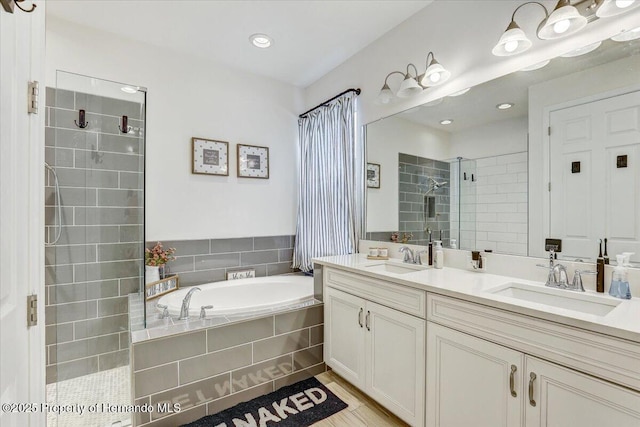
[
  {"left": 363, "top": 261, "right": 428, "bottom": 274},
  {"left": 488, "top": 282, "right": 621, "bottom": 316}
]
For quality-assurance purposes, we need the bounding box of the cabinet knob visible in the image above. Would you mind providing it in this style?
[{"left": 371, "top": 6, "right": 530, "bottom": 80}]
[
  {"left": 529, "top": 372, "right": 537, "bottom": 407},
  {"left": 510, "top": 365, "right": 517, "bottom": 398}
]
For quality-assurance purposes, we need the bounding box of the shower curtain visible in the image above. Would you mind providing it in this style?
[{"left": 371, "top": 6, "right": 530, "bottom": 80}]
[{"left": 293, "top": 91, "right": 364, "bottom": 272}]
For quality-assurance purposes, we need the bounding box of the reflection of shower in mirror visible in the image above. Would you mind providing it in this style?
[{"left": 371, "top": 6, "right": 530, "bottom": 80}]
[{"left": 424, "top": 177, "right": 448, "bottom": 194}]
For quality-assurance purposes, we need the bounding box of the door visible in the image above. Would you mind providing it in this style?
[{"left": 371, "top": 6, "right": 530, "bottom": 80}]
[
  {"left": 367, "top": 301, "right": 425, "bottom": 427},
  {"left": 426, "top": 323, "right": 524, "bottom": 427},
  {"left": 525, "top": 356, "right": 640, "bottom": 426},
  {"left": 324, "top": 287, "right": 366, "bottom": 388},
  {"left": 549, "top": 90, "right": 640, "bottom": 261},
  {"left": 0, "top": 7, "right": 46, "bottom": 427}
]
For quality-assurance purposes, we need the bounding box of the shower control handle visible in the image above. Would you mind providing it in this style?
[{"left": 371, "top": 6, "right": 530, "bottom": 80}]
[
  {"left": 200, "top": 305, "right": 213, "bottom": 319},
  {"left": 156, "top": 304, "right": 169, "bottom": 319}
]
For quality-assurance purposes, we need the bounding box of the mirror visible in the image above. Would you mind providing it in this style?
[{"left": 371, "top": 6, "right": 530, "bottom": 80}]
[{"left": 366, "top": 36, "right": 640, "bottom": 264}]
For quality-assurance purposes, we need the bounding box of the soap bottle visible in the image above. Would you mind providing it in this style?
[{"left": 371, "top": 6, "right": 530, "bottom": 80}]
[
  {"left": 609, "top": 254, "right": 631, "bottom": 299},
  {"left": 433, "top": 240, "right": 444, "bottom": 269}
]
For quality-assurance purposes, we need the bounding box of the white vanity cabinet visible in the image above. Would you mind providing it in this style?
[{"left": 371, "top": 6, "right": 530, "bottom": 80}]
[
  {"left": 427, "top": 295, "right": 640, "bottom": 427},
  {"left": 323, "top": 268, "right": 426, "bottom": 427}
]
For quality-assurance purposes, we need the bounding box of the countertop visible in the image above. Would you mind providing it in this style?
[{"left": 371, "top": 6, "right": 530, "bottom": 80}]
[{"left": 313, "top": 254, "right": 640, "bottom": 343}]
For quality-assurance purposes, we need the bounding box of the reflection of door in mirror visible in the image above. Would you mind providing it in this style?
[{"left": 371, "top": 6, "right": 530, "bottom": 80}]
[{"left": 550, "top": 89, "right": 640, "bottom": 262}]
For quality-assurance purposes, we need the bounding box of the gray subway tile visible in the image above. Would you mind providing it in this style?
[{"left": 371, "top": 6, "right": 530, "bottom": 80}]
[
  {"left": 119, "top": 225, "right": 143, "bottom": 243},
  {"left": 151, "top": 373, "right": 230, "bottom": 422},
  {"left": 98, "top": 189, "right": 142, "bottom": 207},
  {"left": 254, "top": 235, "right": 292, "bottom": 250},
  {"left": 46, "top": 186, "right": 97, "bottom": 207},
  {"left": 98, "top": 133, "right": 142, "bottom": 154},
  {"left": 51, "top": 107, "right": 120, "bottom": 133},
  {"left": 98, "top": 296, "right": 129, "bottom": 316},
  {"left": 278, "top": 248, "right": 293, "bottom": 262},
  {"left": 50, "top": 333, "right": 120, "bottom": 364},
  {"left": 54, "top": 167, "right": 119, "bottom": 188},
  {"left": 164, "top": 256, "right": 194, "bottom": 274},
  {"left": 119, "top": 171, "right": 143, "bottom": 189},
  {"left": 134, "top": 363, "right": 179, "bottom": 398},
  {"left": 45, "top": 147, "right": 74, "bottom": 167},
  {"left": 240, "top": 250, "right": 279, "bottom": 266},
  {"left": 178, "top": 269, "right": 225, "bottom": 287},
  {"left": 179, "top": 344, "right": 251, "bottom": 385},
  {"left": 45, "top": 244, "right": 97, "bottom": 266},
  {"left": 144, "top": 404, "right": 206, "bottom": 427},
  {"left": 45, "top": 206, "right": 73, "bottom": 226},
  {"left": 46, "top": 87, "right": 74, "bottom": 109},
  {"left": 120, "top": 277, "right": 142, "bottom": 295},
  {"left": 46, "top": 323, "right": 74, "bottom": 345},
  {"left": 275, "top": 306, "right": 323, "bottom": 334},
  {"left": 75, "top": 149, "right": 141, "bottom": 172},
  {"left": 293, "top": 344, "right": 323, "bottom": 370},
  {"left": 45, "top": 300, "right": 97, "bottom": 325},
  {"left": 120, "top": 331, "right": 130, "bottom": 349},
  {"left": 266, "top": 262, "right": 294, "bottom": 276},
  {"left": 273, "top": 363, "right": 326, "bottom": 390},
  {"left": 99, "top": 349, "right": 129, "bottom": 370},
  {"left": 194, "top": 253, "right": 240, "bottom": 271},
  {"left": 310, "top": 325, "right": 323, "bottom": 346},
  {"left": 49, "top": 226, "right": 121, "bottom": 245},
  {"left": 46, "top": 127, "right": 95, "bottom": 149},
  {"left": 74, "top": 207, "right": 143, "bottom": 225},
  {"left": 207, "top": 382, "right": 274, "bottom": 416},
  {"left": 154, "top": 240, "right": 209, "bottom": 256},
  {"left": 75, "top": 92, "right": 143, "bottom": 120},
  {"left": 45, "top": 264, "right": 73, "bottom": 285},
  {"left": 134, "top": 396, "right": 151, "bottom": 426},
  {"left": 133, "top": 330, "right": 206, "bottom": 371},
  {"left": 49, "top": 356, "right": 100, "bottom": 383},
  {"left": 74, "top": 314, "right": 129, "bottom": 339},
  {"left": 231, "top": 354, "right": 293, "bottom": 392},
  {"left": 207, "top": 317, "right": 274, "bottom": 353},
  {"left": 74, "top": 260, "right": 141, "bottom": 282},
  {"left": 209, "top": 237, "right": 254, "bottom": 253},
  {"left": 253, "top": 329, "right": 310, "bottom": 363},
  {"left": 49, "top": 280, "right": 120, "bottom": 304},
  {"left": 399, "top": 153, "right": 418, "bottom": 164},
  {"left": 98, "top": 242, "right": 143, "bottom": 261}
]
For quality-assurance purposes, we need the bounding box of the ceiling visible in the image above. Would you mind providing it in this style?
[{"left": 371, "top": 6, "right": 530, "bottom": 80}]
[{"left": 45, "top": 0, "right": 431, "bottom": 88}]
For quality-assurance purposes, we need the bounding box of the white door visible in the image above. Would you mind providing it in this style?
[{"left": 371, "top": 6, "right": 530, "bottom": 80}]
[
  {"left": 366, "top": 301, "right": 425, "bottom": 427},
  {"left": 549, "top": 90, "right": 640, "bottom": 262},
  {"left": 324, "top": 287, "right": 366, "bottom": 388},
  {"left": 0, "top": 6, "right": 46, "bottom": 427},
  {"left": 426, "top": 323, "right": 524, "bottom": 427},
  {"left": 525, "top": 356, "right": 640, "bottom": 426}
]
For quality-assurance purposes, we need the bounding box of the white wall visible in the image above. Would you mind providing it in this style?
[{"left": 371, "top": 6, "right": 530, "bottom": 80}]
[
  {"left": 366, "top": 116, "right": 450, "bottom": 232},
  {"left": 450, "top": 117, "right": 527, "bottom": 159},
  {"left": 46, "top": 16, "right": 304, "bottom": 240}
]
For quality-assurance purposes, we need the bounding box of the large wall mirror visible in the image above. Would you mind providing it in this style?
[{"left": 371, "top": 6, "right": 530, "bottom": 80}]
[{"left": 366, "top": 36, "right": 640, "bottom": 265}]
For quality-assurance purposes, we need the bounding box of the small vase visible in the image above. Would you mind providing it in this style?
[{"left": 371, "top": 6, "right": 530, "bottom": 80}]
[{"left": 145, "top": 265, "right": 160, "bottom": 284}]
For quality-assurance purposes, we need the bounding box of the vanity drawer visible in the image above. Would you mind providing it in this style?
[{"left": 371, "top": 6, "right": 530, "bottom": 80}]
[
  {"left": 427, "top": 293, "right": 640, "bottom": 391},
  {"left": 324, "top": 268, "right": 426, "bottom": 318}
]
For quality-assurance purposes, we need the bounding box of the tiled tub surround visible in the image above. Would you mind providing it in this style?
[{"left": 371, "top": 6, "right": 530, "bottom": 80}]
[
  {"left": 147, "top": 235, "right": 296, "bottom": 288},
  {"left": 45, "top": 87, "right": 144, "bottom": 384},
  {"left": 398, "top": 153, "right": 450, "bottom": 247},
  {"left": 131, "top": 304, "right": 325, "bottom": 426}
]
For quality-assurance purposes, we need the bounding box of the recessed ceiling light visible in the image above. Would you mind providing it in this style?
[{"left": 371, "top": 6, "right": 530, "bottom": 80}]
[
  {"left": 448, "top": 88, "right": 470, "bottom": 97},
  {"left": 121, "top": 86, "right": 138, "bottom": 94},
  {"left": 440, "top": 119, "right": 453, "bottom": 125},
  {"left": 520, "top": 59, "right": 551, "bottom": 71},
  {"left": 561, "top": 41, "right": 602, "bottom": 57},
  {"left": 250, "top": 33, "right": 273, "bottom": 49},
  {"left": 611, "top": 26, "right": 640, "bottom": 41},
  {"left": 496, "top": 103, "right": 514, "bottom": 110}
]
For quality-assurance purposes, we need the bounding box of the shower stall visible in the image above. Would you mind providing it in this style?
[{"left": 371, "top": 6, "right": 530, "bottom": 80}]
[{"left": 45, "top": 71, "right": 145, "bottom": 427}]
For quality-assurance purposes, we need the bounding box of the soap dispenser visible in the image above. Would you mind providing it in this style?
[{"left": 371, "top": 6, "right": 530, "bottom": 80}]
[
  {"left": 609, "top": 254, "right": 631, "bottom": 299},
  {"left": 433, "top": 240, "right": 443, "bottom": 269}
]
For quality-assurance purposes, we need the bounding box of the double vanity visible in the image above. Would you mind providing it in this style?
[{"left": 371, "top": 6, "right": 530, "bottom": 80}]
[{"left": 314, "top": 253, "right": 640, "bottom": 427}]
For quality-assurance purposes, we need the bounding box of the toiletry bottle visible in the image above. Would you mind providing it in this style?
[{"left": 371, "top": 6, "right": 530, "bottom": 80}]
[
  {"left": 428, "top": 229, "right": 433, "bottom": 266},
  {"left": 596, "top": 239, "right": 605, "bottom": 293},
  {"left": 609, "top": 254, "right": 631, "bottom": 299},
  {"left": 450, "top": 239, "right": 457, "bottom": 249},
  {"left": 434, "top": 240, "right": 443, "bottom": 269}
]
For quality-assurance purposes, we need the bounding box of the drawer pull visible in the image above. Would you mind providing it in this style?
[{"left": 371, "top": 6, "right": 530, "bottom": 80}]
[
  {"left": 510, "top": 365, "right": 517, "bottom": 398},
  {"left": 529, "top": 372, "right": 537, "bottom": 407},
  {"left": 358, "top": 308, "right": 363, "bottom": 328},
  {"left": 365, "top": 310, "right": 371, "bottom": 331}
]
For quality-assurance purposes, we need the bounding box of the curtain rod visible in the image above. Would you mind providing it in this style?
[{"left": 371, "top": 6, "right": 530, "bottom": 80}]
[{"left": 298, "top": 88, "right": 361, "bottom": 118}]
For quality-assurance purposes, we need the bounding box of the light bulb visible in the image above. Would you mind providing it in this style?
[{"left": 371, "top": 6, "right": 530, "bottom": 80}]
[
  {"left": 616, "top": 0, "right": 634, "bottom": 8},
  {"left": 504, "top": 40, "right": 519, "bottom": 53},
  {"left": 554, "top": 19, "right": 571, "bottom": 34},
  {"left": 430, "top": 72, "right": 441, "bottom": 83}
]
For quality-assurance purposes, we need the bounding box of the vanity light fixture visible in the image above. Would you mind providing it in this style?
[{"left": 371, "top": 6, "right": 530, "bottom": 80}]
[
  {"left": 496, "top": 102, "right": 514, "bottom": 110},
  {"left": 448, "top": 88, "right": 471, "bottom": 97},
  {"left": 250, "top": 33, "right": 273, "bottom": 49},
  {"left": 560, "top": 40, "right": 602, "bottom": 57},
  {"left": 520, "top": 59, "right": 551, "bottom": 71},
  {"left": 596, "top": 0, "right": 640, "bottom": 17},
  {"left": 375, "top": 51, "right": 450, "bottom": 104},
  {"left": 611, "top": 26, "right": 640, "bottom": 41},
  {"left": 440, "top": 119, "right": 453, "bottom": 125}
]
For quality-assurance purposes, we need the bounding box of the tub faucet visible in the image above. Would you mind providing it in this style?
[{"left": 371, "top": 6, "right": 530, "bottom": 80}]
[{"left": 179, "top": 287, "right": 201, "bottom": 320}]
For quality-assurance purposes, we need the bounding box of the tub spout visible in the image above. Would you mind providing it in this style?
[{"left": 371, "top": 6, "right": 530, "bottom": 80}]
[{"left": 179, "top": 287, "right": 201, "bottom": 320}]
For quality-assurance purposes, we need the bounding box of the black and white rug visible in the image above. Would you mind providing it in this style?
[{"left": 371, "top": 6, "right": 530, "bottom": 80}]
[{"left": 182, "top": 377, "right": 347, "bottom": 427}]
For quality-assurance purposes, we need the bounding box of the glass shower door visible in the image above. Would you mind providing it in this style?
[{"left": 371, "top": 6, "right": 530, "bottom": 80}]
[{"left": 46, "top": 71, "right": 145, "bottom": 427}]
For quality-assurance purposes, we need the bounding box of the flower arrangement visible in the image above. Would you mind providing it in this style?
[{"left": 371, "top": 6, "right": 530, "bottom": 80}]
[{"left": 145, "top": 242, "right": 176, "bottom": 266}]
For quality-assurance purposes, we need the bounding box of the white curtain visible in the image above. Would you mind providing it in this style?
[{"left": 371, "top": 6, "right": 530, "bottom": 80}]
[{"left": 293, "top": 91, "right": 364, "bottom": 272}]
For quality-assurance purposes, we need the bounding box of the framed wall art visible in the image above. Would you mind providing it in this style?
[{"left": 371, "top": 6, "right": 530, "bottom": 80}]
[
  {"left": 237, "top": 144, "right": 269, "bottom": 179},
  {"left": 192, "top": 137, "right": 229, "bottom": 176},
  {"left": 367, "top": 163, "right": 381, "bottom": 188},
  {"left": 145, "top": 275, "right": 180, "bottom": 300}
]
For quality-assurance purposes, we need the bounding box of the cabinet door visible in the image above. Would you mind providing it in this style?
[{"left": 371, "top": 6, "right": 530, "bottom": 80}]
[
  {"left": 525, "top": 356, "right": 640, "bottom": 427},
  {"left": 324, "top": 286, "right": 366, "bottom": 388},
  {"left": 366, "top": 301, "right": 425, "bottom": 427},
  {"left": 427, "top": 322, "right": 524, "bottom": 427}
]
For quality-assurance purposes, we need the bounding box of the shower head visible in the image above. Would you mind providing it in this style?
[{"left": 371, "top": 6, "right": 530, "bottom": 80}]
[{"left": 429, "top": 177, "right": 448, "bottom": 190}]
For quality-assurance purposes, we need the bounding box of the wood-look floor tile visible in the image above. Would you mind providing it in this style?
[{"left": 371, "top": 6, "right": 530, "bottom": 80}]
[
  {"left": 324, "top": 409, "right": 368, "bottom": 427},
  {"left": 353, "top": 404, "right": 409, "bottom": 427},
  {"left": 324, "top": 381, "right": 362, "bottom": 411}
]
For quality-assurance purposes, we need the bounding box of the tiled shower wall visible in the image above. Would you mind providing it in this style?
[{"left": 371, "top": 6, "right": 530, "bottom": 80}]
[
  {"left": 45, "top": 87, "right": 144, "bottom": 383},
  {"left": 150, "top": 235, "right": 296, "bottom": 287},
  {"left": 398, "top": 153, "right": 450, "bottom": 246},
  {"left": 131, "top": 305, "right": 325, "bottom": 427}
]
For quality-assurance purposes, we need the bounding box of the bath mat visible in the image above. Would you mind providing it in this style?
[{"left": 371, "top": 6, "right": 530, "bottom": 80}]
[{"left": 182, "top": 376, "right": 347, "bottom": 427}]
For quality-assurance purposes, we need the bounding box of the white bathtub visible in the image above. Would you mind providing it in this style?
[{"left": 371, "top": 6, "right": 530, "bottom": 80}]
[{"left": 157, "top": 275, "right": 314, "bottom": 317}]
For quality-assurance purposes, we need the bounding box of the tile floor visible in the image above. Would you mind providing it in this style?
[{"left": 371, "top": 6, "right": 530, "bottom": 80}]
[{"left": 313, "top": 371, "right": 409, "bottom": 427}]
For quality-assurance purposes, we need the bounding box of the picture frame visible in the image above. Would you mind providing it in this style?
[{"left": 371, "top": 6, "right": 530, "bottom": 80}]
[
  {"left": 192, "top": 137, "right": 229, "bottom": 176},
  {"left": 237, "top": 144, "right": 269, "bottom": 179},
  {"left": 367, "top": 163, "right": 381, "bottom": 188},
  {"left": 145, "top": 275, "right": 180, "bottom": 300}
]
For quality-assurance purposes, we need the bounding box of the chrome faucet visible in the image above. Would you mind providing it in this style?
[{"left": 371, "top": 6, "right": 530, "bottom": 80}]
[
  {"left": 179, "top": 287, "right": 201, "bottom": 320},
  {"left": 399, "top": 246, "right": 415, "bottom": 263},
  {"left": 568, "top": 269, "right": 596, "bottom": 292},
  {"left": 536, "top": 249, "right": 568, "bottom": 289}
]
